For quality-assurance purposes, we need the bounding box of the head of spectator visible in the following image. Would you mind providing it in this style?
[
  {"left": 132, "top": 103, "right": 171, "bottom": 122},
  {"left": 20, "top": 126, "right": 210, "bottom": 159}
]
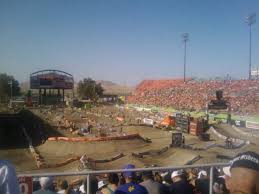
[
  {"left": 161, "top": 172, "right": 172, "bottom": 185},
  {"left": 154, "top": 172, "right": 163, "bottom": 184},
  {"left": 0, "top": 160, "right": 20, "bottom": 194},
  {"left": 142, "top": 171, "right": 153, "bottom": 181},
  {"left": 107, "top": 173, "right": 119, "bottom": 191},
  {"left": 223, "top": 151, "right": 259, "bottom": 194},
  {"left": 123, "top": 164, "right": 136, "bottom": 183},
  {"left": 171, "top": 170, "right": 183, "bottom": 183},
  {"left": 198, "top": 170, "right": 208, "bottom": 179},
  {"left": 97, "top": 180, "right": 108, "bottom": 191},
  {"left": 39, "top": 176, "right": 55, "bottom": 191},
  {"left": 57, "top": 179, "right": 69, "bottom": 194}
]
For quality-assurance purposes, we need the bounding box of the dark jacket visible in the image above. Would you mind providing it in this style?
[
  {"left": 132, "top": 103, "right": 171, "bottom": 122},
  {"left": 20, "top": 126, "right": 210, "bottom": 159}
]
[{"left": 169, "top": 180, "right": 194, "bottom": 194}]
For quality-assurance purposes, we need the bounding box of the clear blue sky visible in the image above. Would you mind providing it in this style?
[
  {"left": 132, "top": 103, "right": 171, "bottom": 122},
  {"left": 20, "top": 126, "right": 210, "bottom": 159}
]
[{"left": 0, "top": 0, "right": 258, "bottom": 85}]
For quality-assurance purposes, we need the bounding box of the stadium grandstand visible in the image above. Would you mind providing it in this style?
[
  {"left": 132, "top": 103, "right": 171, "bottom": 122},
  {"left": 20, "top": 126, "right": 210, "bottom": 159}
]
[{"left": 127, "top": 79, "right": 259, "bottom": 115}]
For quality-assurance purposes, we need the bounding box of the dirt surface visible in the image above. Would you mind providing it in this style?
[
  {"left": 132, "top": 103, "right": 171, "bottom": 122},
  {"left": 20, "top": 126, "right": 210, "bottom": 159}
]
[{"left": 0, "top": 105, "right": 258, "bottom": 176}]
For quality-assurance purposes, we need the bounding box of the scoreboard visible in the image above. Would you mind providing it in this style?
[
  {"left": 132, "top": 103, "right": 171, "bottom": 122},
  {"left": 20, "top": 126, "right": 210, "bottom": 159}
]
[{"left": 30, "top": 70, "right": 74, "bottom": 89}]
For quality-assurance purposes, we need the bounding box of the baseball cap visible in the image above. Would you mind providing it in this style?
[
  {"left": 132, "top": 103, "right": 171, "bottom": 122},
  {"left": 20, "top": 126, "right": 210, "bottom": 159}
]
[
  {"left": 223, "top": 151, "right": 259, "bottom": 177},
  {"left": 171, "top": 170, "right": 183, "bottom": 179},
  {"left": 98, "top": 180, "right": 108, "bottom": 190},
  {"left": 79, "top": 184, "right": 86, "bottom": 193},
  {"left": 123, "top": 164, "right": 135, "bottom": 178}
]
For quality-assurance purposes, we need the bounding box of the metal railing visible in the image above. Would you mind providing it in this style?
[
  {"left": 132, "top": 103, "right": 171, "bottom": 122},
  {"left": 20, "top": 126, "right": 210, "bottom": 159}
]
[{"left": 18, "top": 162, "right": 229, "bottom": 194}]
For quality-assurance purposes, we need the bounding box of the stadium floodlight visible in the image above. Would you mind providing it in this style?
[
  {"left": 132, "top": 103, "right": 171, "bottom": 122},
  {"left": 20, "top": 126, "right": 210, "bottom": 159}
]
[
  {"left": 246, "top": 13, "right": 256, "bottom": 80},
  {"left": 8, "top": 80, "right": 13, "bottom": 108},
  {"left": 182, "top": 33, "right": 189, "bottom": 83}
]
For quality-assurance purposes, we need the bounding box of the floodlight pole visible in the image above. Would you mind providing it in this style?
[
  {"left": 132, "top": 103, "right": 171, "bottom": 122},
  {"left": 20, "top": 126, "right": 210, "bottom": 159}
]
[
  {"left": 246, "top": 13, "right": 256, "bottom": 80},
  {"left": 182, "top": 33, "right": 189, "bottom": 83},
  {"left": 8, "top": 80, "right": 13, "bottom": 108}
]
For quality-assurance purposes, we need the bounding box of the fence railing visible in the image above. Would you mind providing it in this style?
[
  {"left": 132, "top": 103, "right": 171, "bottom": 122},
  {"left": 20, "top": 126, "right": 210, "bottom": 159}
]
[{"left": 18, "top": 162, "right": 229, "bottom": 194}]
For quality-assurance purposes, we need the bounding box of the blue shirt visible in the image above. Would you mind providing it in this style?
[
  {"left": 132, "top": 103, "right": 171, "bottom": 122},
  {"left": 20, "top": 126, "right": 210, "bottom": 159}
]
[
  {"left": 116, "top": 182, "right": 148, "bottom": 194},
  {"left": 0, "top": 160, "right": 21, "bottom": 194}
]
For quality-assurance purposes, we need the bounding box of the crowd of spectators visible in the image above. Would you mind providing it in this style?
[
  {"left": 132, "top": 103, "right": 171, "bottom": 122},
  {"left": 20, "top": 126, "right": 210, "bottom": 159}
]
[
  {"left": 1, "top": 151, "right": 258, "bottom": 194},
  {"left": 29, "top": 151, "right": 258, "bottom": 194},
  {"left": 128, "top": 79, "right": 259, "bottom": 115}
]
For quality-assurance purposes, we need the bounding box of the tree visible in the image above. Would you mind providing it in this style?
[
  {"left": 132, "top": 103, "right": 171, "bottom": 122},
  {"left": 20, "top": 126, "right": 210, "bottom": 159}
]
[
  {"left": 77, "top": 78, "right": 104, "bottom": 101},
  {"left": 0, "top": 73, "right": 20, "bottom": 102}
]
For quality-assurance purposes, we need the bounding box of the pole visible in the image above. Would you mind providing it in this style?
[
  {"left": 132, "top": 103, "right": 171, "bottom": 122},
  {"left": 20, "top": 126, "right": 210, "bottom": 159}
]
[
  {"left": 209, "top": 166, "right": 214, "bottom": 194},
  {"left": 257, "top": 67, "right": 259, "bottom": 81},
  {"left": 10, "top": 80, "right": 12, "bottom": 101},
  {"left": 87, "top": 174, "right": 90, "bottom": 194},
  {"left": 182, "top": 33, "right": 189, "bottom": 83},
  {"left": 184, "top": 40, "right": 186, "bottom": 83},
  {"left": 249, "top": 24, "right": 252, "bottom": 80}
]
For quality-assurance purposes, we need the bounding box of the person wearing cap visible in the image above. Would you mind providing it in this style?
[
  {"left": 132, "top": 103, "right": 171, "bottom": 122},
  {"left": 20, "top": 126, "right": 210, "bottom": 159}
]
[
  {"left": 140, "top": 170, "right": 168, "bottom": 194},
  {"left": 195, "top": 170, "right": 210, "bottom": 194},
  {"left": 222, "top": 151, "right": 259, "bottom": 194},
  {"left": 97, "top": 180, "right": 111, "bottom": 194},
  {"left": 0, "top": 160, "right": 20, "bottom": 194},
  {"left": 115, "top": 164, "right": 148, "bottom": 194},
  {"left": 33, "top": 176, "right": 57, "bottom": 194},
  {"left": 169, "top": 170, "right": 194, "bottom": 194}
]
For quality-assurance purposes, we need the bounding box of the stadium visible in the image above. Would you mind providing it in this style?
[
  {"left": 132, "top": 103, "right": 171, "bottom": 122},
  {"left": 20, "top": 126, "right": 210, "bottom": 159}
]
[
  {"left": 1, "top": 1, "right": 259, "bottom": 194},
  {"left": 1, "top": 75, "right": 259, "bottom": 193}
]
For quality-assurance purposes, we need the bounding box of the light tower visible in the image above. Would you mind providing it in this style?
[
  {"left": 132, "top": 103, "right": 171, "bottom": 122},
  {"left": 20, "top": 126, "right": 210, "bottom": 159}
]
[
  {"left": 182, "top": 33, "right": 189, "bottom": 83},
  {"left": 246, "top": 13, "right": 256, "bottom": 80}
]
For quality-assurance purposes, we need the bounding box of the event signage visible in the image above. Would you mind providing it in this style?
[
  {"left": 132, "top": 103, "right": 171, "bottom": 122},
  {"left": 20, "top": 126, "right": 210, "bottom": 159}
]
[{"left": 18, "top": 177, "right": 33, "bottom": 194}]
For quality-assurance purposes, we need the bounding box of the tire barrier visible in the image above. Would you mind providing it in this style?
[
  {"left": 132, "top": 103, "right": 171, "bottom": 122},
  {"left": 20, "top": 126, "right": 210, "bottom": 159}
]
[
  {"left": 47, "top": 133, "right": 144, "bottom": 142},
  {"left": 43, "top": 153, "right": 125, "bottom": 169},
  {"left": 184, "top": 155, "right": 201, "bottom": 165},
  {"left": 22, "top": 127, "right": 47, "bottom": 168},
  {"left": 216, "top": 154, "right": 232, "bottom": 160},
  {"left": 93, "top": 153, "right": 125, "bottom": 163},
  {"left": 232, "top": 125, "right": 259, "bottom": 138},
  {"left": 181, "top": 140, "right": 248, "bottom": 151},
  {"left": 131, "top": 146, "right": 169, "bottom": 158}
]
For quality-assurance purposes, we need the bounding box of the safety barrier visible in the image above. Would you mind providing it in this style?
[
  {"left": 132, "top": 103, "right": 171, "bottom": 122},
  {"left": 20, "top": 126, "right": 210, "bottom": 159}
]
[
  {"left": 209, "top": 126, "right": 250, "bottom": 145},
  {"left": 232, "top": 125, "right": 259, "bottom": 138},
  {"left": 132, "top": 146, "right": 169, "bottom": 158},
  {"left": 18, "top": 162, "right": 228, "bottom": 194},
  {"left": 47, "top": 133, "right": 142, "bottom": 142}
]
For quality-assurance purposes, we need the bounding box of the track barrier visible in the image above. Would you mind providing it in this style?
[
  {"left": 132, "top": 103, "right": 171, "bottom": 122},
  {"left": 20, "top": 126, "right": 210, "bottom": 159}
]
[{"left": 47, "top": 133, "right": 142, "bottom": 142}]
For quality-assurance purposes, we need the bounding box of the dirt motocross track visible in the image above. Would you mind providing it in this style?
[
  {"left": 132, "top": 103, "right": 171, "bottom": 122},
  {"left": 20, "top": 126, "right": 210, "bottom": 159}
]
[{"left": 0, "top": 105, "right": 258, "bottom": 174}]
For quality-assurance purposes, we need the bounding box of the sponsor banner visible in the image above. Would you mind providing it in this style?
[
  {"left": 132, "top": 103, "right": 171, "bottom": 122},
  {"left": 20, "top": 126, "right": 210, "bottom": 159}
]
[
  {"left": 143, "top": 118, "right": 154, "bottom": 126},
  {"left": 18, "top": 177, "right": 33, "bottom": 194},
  {"left": 246, "top": 121, "right": 259, "bottom": 130}
]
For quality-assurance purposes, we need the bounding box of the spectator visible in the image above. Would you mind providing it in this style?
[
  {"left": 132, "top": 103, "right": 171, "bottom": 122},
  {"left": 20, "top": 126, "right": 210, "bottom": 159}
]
[
  {"left": 107, "top": 173, "right": 119, "bottom": 193},
  {"left": 195, "top": 170, "right": 209, "bottom": 194},
  {"left": 169, "top": 170, "right": 194, "bottom": 194},
  {"left": 223, "top": 151, "right": 259, "bottom": 194},
  {"left": 0, "top": 160, "right": 20, "bottom": 194},
  {"left": 140, "top": 170, "right": 168, "bottom": 194},
  {"left": 79, "top": 176, "right": 98, "bottom": 194},
  {"left": 97, "top": 180, "right": 111, "bottom": 194},
  {"left": 57, "top": 179, "right": 68, "bottom": 194},
  {"left": 33, "top": 177, "right": 57, "bottom": 194},
  {"left": 212, "top": 168, "right": 228, "bottom": 194},
  {"left": 115, "top": 164, "right": 148, "bottom": 194}
]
